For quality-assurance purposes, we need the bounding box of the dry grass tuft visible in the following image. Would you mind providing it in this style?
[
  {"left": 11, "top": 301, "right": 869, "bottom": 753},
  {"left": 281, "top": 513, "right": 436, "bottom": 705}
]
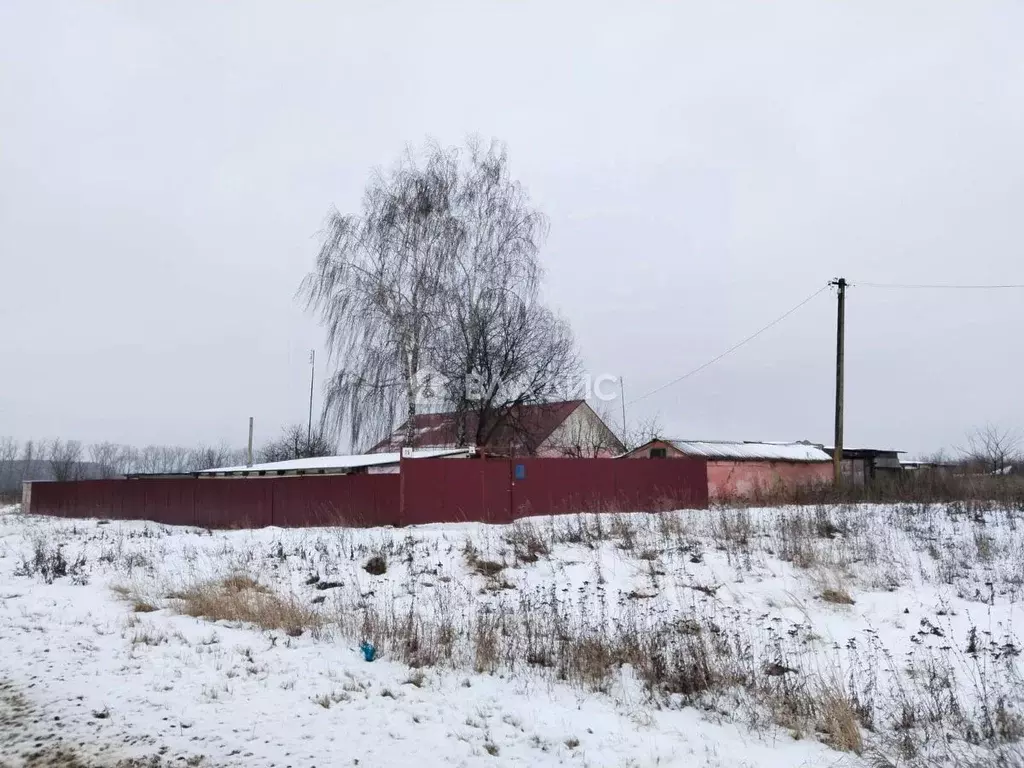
[
  {"left": 111, "top": 583, "right": 158, "bottom": 613},
  {"left": 473, "top": 559, "right": 505, "bottom": 577},
  {"left": 473, "top": 611, "right": 501, "bottom": 673},
  {"left": 821, "top": 587, "right": 856, "bottom": 605},
  {"left": 819, "top": 685, "right": 864, "bottom": 754},
  {"left": 504, "top": 521, "right": 551, "bottom": 564},
  {"left": 131, "top": 627, "right": 167, "bottom": 646},
  {"left": 220, "top": 573, "right": 268, "bottom": 593},
  {"left": 404, "top": 670, "right": 426, "bottom": 688},
  {"left": 557, "top": 636, "right": 619, "bottom": 690},
  {"left": 464, "top": 541, "right": 505, "bottom": 577},
  {"left": 172, "top": 573, "right": 320, "bottom": 637}
]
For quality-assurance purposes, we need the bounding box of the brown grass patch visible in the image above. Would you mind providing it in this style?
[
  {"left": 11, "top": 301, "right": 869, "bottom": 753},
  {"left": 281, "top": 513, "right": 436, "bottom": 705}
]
[
  {"left": 818, "top": 686, "right": 864, "bottom": 753},
  {"left": 172, "top": 573, "right": 320, "bottom": 637},
  {"left": 111, "top": 583, "right": 158, "bottom": 613},
  {"left": 820, "top": 587, "right": 855, "bottom": 605},
  {"left": 220, "top": 573, "right": 268, "bottom": 593},
  {"left": 473, "top": 559, "right": 505, "bottom": 577},
  {"left": 464, "top": 541, "right": 505, "bottom": 577}
]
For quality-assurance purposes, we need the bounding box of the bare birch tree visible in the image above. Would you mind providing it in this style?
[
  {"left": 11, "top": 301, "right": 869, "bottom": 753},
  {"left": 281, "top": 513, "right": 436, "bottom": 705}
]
[
  {"left": 305, "top": 138, "right": 580, "bottom": 451},
  {"left": 302, "top": 142, "right": 464, "bottom": 450}
]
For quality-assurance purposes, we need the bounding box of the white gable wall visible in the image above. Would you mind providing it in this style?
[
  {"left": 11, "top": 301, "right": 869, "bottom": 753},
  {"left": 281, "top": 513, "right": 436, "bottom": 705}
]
[{"left": 539, "top": 402, "right": 624, "bottom": 457}]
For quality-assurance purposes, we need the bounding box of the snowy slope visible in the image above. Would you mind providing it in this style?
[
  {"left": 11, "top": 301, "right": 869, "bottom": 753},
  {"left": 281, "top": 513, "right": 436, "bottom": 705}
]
[{"left": 0, "top": 502, "right": 1020, "bottom": 767}]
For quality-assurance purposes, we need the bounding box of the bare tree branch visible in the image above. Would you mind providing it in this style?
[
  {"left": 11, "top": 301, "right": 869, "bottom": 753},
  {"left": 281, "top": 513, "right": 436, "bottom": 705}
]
[
  {"left": 551, "top": 403, "right": 625, "bottom": 458},
  {"left": 48, "top": 439, "right": 83, "bottom": 482},
  {"left": 89, "top": 442, "right": 126, "bottom": 479},
  {"left": 258, "top": 424, "right": 336, "bottom": 463},
  {"left": 960, "top": 424, "right": 1021, "bottom": 474},
  {"left": 620, "top": 415, "right": 667, "bottom": 452}
]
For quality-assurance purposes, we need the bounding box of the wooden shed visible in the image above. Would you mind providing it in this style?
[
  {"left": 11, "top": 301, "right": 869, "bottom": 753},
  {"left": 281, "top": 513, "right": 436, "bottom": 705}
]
[{"left": 824, "top": 447, "right": 904, "bottom": 486}]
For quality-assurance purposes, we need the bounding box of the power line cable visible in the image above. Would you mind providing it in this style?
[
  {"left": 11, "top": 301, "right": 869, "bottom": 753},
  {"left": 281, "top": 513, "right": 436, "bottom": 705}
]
[
  {"left": 628, "top": 283, "right": 831, "bottom": 406},
  {"left": 855, "top": 281, "right": 1024, "bottom": 290}
]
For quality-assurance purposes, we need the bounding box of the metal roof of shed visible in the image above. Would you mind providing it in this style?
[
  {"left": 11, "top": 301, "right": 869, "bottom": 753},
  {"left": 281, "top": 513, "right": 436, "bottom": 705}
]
[
  {"left": 198, "top": 447, "right": 471, "bottom": 476},
  {"left": 667, "top": 440, "right": 831, "bottom": 462}
]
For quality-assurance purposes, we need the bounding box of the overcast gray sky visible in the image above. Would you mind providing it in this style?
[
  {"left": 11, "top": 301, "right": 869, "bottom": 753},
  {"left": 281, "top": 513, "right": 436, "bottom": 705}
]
[{"left": 2, "top": 1, "right": 1022, "bottom": 456}]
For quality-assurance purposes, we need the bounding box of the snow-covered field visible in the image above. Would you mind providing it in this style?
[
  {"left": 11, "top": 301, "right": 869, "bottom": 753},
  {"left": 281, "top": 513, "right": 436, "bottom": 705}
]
[{"left": 1, "top": 501, "right": 1021, "bottom": 767}]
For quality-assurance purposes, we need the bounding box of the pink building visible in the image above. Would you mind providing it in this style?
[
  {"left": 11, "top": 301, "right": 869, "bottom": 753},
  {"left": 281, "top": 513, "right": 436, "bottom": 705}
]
[{"left": 625, "top": 439, "right": 832, "bottom": 500}]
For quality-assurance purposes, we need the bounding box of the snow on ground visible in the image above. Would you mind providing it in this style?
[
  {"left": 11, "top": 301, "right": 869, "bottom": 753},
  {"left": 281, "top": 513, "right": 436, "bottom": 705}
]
[{"left": 0, "top": 501, "right": 1021, "bottom": 767}]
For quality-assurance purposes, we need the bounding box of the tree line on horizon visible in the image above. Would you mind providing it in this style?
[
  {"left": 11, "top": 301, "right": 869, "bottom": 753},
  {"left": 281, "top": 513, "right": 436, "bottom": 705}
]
[{"left": 0, "top": 424, "right": 336, "bottom": 492}]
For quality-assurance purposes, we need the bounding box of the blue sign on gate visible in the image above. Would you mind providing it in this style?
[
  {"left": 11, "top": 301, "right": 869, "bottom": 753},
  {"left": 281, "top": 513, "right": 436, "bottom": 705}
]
[{"left": 514, "top": 464, "right": 526, "bottom": 480}]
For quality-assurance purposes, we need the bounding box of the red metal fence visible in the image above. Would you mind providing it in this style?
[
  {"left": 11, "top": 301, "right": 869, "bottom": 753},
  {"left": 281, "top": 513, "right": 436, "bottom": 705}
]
[
  {"left": 27, "top": 475, "right": 399, "bottom": 528},
  {"left": 26, "top": 457, "right": 707, "bottom": 529},
  {"left": 400, "top": 459, "right": 513, "bottom": 526},
  {"left": 399, "top": 456, "right": 707, "bottom": 525}
]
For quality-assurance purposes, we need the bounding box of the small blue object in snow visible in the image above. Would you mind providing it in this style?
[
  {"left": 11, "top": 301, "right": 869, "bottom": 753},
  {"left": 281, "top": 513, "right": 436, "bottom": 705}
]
[
  {"left": 514, "top": 464, "right": 526, "bottom": 480},
  {"left": 360, "top": 641, "right": 377, "bottom": 662}
]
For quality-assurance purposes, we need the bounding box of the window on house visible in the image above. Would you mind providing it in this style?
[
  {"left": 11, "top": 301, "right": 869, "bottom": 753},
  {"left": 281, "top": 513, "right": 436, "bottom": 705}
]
[{"left": 650, "top": 447, "right": 667, "bottom": 458}]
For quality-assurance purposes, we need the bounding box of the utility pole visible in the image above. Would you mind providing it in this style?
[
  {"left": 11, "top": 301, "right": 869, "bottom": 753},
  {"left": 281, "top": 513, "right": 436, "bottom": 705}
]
[
  {"left": 247, "top": 416, "right": 254, "bottom": 467},
  {"left": 307, "top": 349, "right": 315, "bottom": 454},
  {"left": 831, "top": 278, "right": 847, "bottom": 486},
  {"left": 619, "top": 377, "right": 627, "bottom": 445}
]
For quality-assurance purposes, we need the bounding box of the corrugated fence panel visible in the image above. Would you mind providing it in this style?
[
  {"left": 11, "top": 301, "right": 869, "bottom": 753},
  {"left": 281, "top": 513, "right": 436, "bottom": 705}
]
[
  {"left": 31, "top": 479, "right": 66, "bottom": 518},
  {"left": 611, "top": 458, "right": 708, "bottom": 511},
  {"left": 194, "top": 479, "right": 272, "bottom": 529},
  {"left": 145, "top": 479, "right": 196, "bottom": 526},
  {"left": 371, "top": 474, "right": 402, "bottom": 527},
  {"left": 511, "top": 458, "right": 618, "bottom": 518},
  {"left": 271, "top": 474, "right": 400, "bottom": 528},
  {"left": 26, "top": 474, "right": 399, "bottom": 529},
  {"left": 31, "top": 480, "right": 124, "bottom": 519},
  {"left": 25, "top": 458, "right": 706, "bottom": 529},
  {"left": 81, "top": 480, "right": 123, "bottom": 520},
  {"left": 117, "top": 481, "right": 150, "bottom": 521},
  {"left": 400, "top": 457, "right": 707, "bottom": 524},
  {"left": 509, "top": 458, "right": 708, "bottom": 518},
  {"left": 399, "top": 459, "right": 511, "bottom": 526},
  {"left": 273, "top": 476, "right": 344, "bottom": 527},
  {"left": 481, "top": 461, "right": 513, "bottom": 524}
]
